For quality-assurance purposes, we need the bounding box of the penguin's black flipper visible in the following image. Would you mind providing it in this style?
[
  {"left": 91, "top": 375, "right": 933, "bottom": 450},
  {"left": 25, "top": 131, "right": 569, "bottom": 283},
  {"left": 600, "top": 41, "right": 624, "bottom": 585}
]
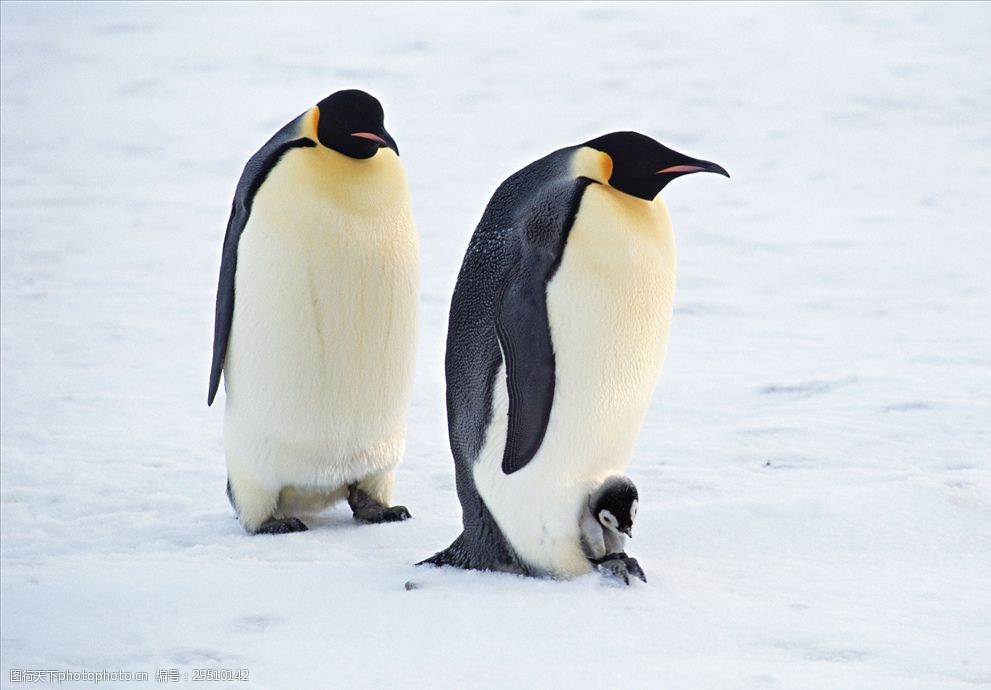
[
  {"left": 497, "top": 177, "right": 592, "bottom": 475},
  {"left": 208, "top": 116, "right": 316, "bottom": 406},
  {"left": 495, "top": 263, "right": 555, "bottom": 475}
]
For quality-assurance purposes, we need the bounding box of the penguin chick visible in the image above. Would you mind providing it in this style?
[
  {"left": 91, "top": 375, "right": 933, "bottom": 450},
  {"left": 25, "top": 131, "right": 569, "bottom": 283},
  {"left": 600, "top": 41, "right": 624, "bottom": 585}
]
[
  {"left": 580, "top": 476, "right": 646, "bottom": 584},
  {"left": 581, "top": 475, "right": 638, "bottom": 557}
]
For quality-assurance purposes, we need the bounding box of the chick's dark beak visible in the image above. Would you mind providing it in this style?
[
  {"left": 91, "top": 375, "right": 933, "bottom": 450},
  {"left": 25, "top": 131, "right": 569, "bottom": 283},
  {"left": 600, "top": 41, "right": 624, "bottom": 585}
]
[{"left": 621, "top": 527, "right": 633, "bottom": 538}]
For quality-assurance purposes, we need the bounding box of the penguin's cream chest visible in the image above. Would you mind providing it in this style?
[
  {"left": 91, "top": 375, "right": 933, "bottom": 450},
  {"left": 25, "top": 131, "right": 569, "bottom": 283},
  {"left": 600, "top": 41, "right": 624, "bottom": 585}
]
[{"left": 224, "top": 147, "right": 419, "bottom": 486}]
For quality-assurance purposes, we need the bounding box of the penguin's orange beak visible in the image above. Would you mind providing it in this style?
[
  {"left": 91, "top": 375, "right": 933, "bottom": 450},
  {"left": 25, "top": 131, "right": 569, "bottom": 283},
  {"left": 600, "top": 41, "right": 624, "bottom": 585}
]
[
  {"left": 657, "top": 160, "right": 729, "bottom": 177},
  {"left": 351, "top": 132, "right": 389, "bottom": 147}
]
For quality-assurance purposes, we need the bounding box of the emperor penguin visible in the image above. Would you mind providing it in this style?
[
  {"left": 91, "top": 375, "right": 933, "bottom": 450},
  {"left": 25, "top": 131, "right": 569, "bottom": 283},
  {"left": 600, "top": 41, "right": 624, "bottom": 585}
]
[
  {"left": 208, "top": 89, "right": 419, "bottom": 534},
  {"left": 580, "top": 476, "right": 646, "bottom": 584},
  {"left": 421, "top": 132, "right": 727, "bottom": 576}
]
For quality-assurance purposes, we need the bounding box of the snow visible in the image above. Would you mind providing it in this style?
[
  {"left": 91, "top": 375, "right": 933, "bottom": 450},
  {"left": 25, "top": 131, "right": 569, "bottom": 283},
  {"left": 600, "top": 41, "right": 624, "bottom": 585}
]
[{"left": 2, "top": 2, "right": 990, "bottom": 688}]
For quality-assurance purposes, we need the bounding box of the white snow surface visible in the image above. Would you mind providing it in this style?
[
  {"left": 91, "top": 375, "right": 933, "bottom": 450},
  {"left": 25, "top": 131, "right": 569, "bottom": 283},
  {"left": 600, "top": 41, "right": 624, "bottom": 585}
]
[{"left": 2, "top": 2, "right": 990, "bottom": 688}]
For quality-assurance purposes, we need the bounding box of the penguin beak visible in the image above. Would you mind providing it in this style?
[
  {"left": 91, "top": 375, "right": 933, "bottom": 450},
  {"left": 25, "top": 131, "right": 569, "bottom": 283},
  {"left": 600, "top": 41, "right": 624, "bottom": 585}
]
[
  {"left": 351, "top": 132, "right": 387, "bottom": 146},
  {"left": 656, "top": 159, "right": 730, "bottom": 178},
  {"left": 621, "top": 527, "right": 633, "bottom": 538},
  {"left": 351, "top": 130, "right": 400, "bottom": 155}
]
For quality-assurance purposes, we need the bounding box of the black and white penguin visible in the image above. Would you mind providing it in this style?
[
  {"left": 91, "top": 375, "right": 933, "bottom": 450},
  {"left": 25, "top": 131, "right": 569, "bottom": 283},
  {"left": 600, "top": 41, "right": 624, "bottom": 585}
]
[
  {"left": 422, "top": 132, "right": 727, "bottom": 575},
  {"left": 580, "top": 476, "right": 646, "bottom": 584},
  {"left": 209, "top": 90, "right": 419, "bottom": 534}
]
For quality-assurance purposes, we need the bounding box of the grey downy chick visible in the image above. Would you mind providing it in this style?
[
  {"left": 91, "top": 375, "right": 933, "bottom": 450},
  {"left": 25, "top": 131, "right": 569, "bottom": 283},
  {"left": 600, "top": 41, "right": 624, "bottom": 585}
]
[{"left": 580, "top": 476, "right": 646, "bottom": 584}]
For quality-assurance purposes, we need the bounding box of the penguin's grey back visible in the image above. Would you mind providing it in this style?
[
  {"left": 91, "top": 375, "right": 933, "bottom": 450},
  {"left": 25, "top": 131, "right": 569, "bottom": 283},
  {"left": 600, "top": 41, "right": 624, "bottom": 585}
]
[
  {"left": 445, "top": 147, "right": 586, "bottom": 464},
  {"left": 427, "top": 146, "right": 592, "bottom": 571}
]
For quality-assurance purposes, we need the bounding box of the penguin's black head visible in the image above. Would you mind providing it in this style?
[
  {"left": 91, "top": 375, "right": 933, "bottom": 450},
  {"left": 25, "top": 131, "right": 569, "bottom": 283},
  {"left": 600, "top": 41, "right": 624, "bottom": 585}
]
[
  {"left": 591, "top": 476, "right": 640, "bottom": 538},
  {"left": 315, "top": 89, "right": 399, "bottom": 159},
  {"left": 582, "top": 131, "right": 728, "bottom": 201}
]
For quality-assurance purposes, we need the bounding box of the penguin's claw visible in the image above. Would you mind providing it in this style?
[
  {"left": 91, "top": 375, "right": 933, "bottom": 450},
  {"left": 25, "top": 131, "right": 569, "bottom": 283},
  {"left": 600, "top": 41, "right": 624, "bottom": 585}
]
[
  {"left": 384, "top": 505, "right": 413, "bottom": 521},
  {"left": 255, "top": 517, "right": 309, "bottom": 534}
]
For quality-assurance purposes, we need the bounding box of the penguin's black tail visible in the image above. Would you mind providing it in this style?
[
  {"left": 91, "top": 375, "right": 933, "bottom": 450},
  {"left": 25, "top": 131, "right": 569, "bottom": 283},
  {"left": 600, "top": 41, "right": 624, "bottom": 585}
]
[{"left": 417, "top": 533, "right": 472, "bottom": 569}]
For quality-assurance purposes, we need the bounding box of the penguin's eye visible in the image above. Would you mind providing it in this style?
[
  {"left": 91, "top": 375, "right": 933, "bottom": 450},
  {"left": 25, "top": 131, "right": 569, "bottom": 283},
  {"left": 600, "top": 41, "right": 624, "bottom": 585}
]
[{"left": 598, "top": 510, "right": 619, "bottom": 532}]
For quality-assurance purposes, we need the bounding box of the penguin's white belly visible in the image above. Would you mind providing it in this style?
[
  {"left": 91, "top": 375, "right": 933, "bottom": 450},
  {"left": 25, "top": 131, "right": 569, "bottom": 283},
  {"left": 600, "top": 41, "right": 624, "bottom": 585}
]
[
  {"left": 474, "top": 185, "right": 675, "bottom": 576},
  {"left": 224, "top": 155, "right": 418, "bottom": 490}
]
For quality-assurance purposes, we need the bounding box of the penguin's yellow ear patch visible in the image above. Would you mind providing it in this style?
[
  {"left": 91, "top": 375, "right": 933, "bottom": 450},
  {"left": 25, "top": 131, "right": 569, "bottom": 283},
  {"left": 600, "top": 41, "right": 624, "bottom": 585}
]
[
  {"left": 571, "top": 147, "right": 613, "bottom": 184},
  {"left": 599, "top": 151, "right": 613, "bottom": 183},
  {"left": 301, "top": 106, "right": 320, "bottom": 140}
]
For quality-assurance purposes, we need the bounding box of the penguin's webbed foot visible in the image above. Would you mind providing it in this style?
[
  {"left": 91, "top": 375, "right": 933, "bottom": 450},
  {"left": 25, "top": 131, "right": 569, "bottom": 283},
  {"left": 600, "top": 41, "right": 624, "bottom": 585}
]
[
  {"left": 255, "top": 517, "right": 309, "bottom": 534},
  {"left": 358, "top": 504, "right": 412, "bottom": 523},
  {"left": 348, "top": 485, "right": 412, "bottom": 524},
  {"left": 595, "top": 553, "right": 647, "bottom": 585}
]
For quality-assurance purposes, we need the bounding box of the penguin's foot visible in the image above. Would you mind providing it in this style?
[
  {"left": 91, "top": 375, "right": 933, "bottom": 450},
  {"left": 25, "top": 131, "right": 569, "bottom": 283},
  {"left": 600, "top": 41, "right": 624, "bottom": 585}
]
[
  {"left": 595, "top": 554, "right": 647, "bottom": 585},
  {"left": 255, "top": 517, "right": 309, "bottom": 534},
  {"left": 348, "top": 485, "right": 412, "bottom": 524},
  {"left": 353, "top": 503, "right": 412, "bottom": 523}
]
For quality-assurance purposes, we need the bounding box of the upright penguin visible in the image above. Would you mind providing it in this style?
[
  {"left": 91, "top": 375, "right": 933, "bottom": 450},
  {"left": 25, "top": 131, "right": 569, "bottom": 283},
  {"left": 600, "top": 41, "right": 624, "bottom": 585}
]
[
  {"left": 422, "top": 132, "right": 727, "bottom": 577},
  {"left": 209, "top": 90, "right": 418, "bottom": 534}
]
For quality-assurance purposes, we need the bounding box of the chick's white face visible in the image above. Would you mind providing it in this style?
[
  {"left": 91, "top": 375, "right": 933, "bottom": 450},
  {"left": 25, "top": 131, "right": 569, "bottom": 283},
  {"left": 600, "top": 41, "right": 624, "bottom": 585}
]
[
  {"left": 598, "top": 509, "right": 621, "bottom": 535},
  {"left": 629, "top": 499, "right": 638, "bottom": 525}
]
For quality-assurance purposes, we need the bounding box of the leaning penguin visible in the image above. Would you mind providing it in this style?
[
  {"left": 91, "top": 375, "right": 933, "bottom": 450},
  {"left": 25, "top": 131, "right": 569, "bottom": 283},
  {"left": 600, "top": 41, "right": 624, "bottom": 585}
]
[
  {"left": 421, "top": 132, "right": 727, "bottom": 579},
  {"left": 208, "top": 90, "right": 419, "bottom": 534}
]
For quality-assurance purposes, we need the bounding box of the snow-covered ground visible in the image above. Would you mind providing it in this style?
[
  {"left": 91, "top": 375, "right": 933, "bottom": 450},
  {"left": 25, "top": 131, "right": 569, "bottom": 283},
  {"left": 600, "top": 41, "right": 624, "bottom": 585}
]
[{"left": 2, "top": 2, "right": 990, "bottom": 688}]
